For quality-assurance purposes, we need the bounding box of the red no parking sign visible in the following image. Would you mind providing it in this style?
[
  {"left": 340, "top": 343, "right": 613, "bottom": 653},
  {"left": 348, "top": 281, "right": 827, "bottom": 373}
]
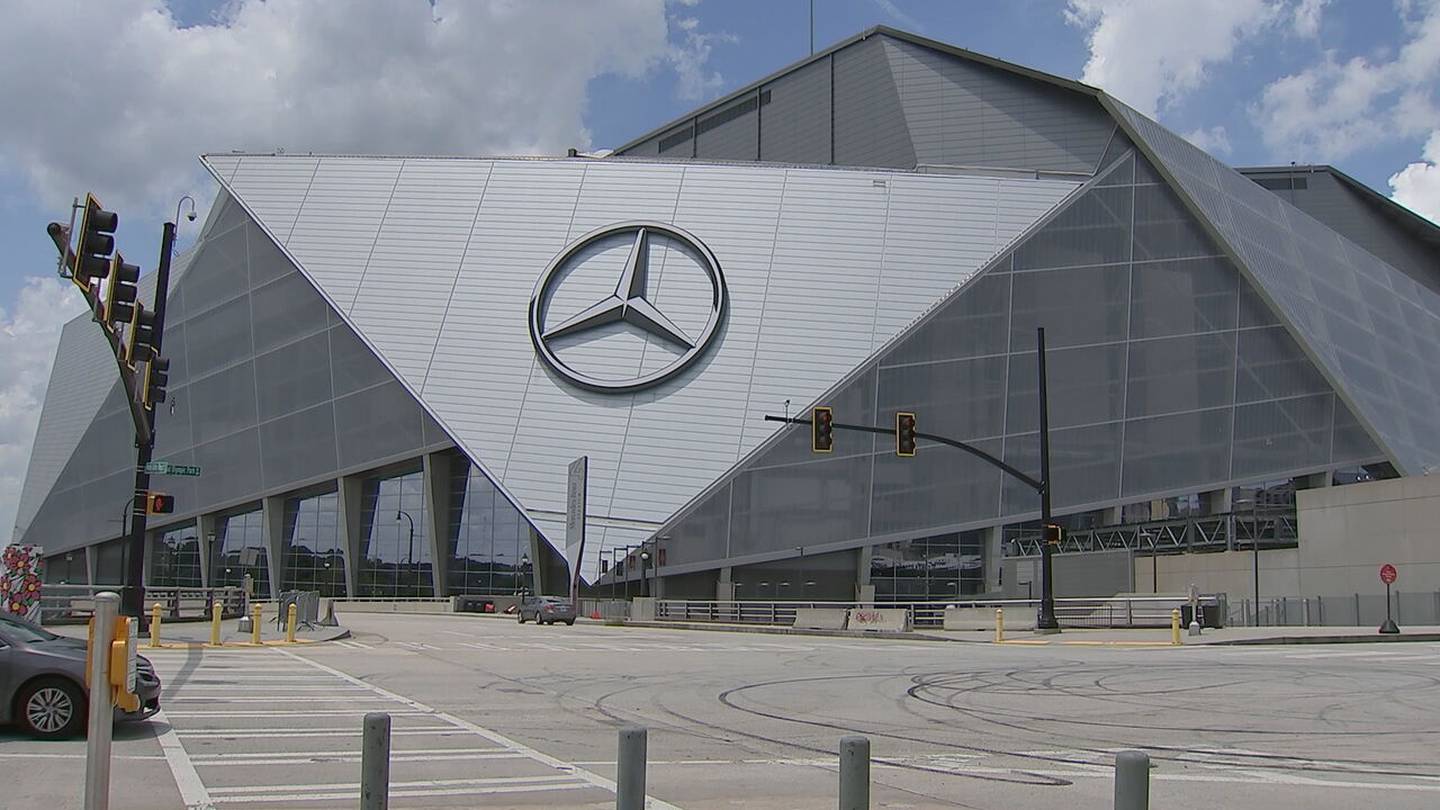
[{"left": 1380, "top": 563, "right": 1397, "bottom": 585}]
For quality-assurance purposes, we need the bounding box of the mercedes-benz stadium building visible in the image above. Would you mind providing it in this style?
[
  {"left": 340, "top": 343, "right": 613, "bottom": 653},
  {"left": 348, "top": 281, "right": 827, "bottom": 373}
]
[{"left": 16, "top": 27, "right": 1440, "bottom": 605}]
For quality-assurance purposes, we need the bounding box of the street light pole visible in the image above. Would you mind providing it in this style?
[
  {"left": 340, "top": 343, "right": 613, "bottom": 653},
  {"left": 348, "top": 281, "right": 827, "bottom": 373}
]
[
  {"left": 1036, "top": 327, "right": 1060, "bottom": 632},
  {"left": 395, "top": 510, "right": 415, "bottom": 594}
]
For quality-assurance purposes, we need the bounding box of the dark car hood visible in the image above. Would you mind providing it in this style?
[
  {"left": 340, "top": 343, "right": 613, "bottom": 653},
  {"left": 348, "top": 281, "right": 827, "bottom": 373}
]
[{"left": 28, "top": 636, "right": 89, "bottom": 662}]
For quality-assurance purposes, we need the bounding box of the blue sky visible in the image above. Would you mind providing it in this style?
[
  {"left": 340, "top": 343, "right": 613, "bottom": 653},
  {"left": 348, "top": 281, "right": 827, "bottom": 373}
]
[{"left": 3, "top": 0, "right": 1440, "bottom": 538}]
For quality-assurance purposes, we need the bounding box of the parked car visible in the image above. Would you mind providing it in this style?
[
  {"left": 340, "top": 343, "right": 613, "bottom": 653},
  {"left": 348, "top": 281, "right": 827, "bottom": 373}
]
[
  {"left": 0, "top": 612, "right": 161, "bottom": 739},
  {"left": 517, "top": 595, "right": 577, "bottom": 626}
]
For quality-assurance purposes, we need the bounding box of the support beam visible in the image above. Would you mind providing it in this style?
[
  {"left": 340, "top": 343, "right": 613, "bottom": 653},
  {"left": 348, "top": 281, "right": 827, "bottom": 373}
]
[
  {"left": 983, "top": 526, "right": 1004, "bottom": 594},
  {"left": 262, "top": 495, "right": 286, "bottom": 599},
  {"left": 197, "top": 514, "right": 218, "bottom": 588},
  {"left": 422, "top": 451, "right": 452, "bottom": 597},
  {"left": 716, "top": 566, "right": 734, "bottom": 601},
  {"left": 337, "top": 475, "right": 364, "bottom": 598},
  {"left": 84, "top": 544, "right": 97, "bottom": 586}
]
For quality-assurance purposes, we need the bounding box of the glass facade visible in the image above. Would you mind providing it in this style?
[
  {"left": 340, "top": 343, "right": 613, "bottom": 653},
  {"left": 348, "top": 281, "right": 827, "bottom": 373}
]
[
  {"left": 871, "top": 531, "right": 986, "bottom": 600},
  {"left": 94, "top": 538, "right": 129, "bottom": 586},
  {"left": 730, "top": 549, "right": 858, "bottom": 601},
  {"left": 357, "top": 468, "right": 432, "bottom": 597},
  {"left": 211, "top": 508, "right": 269, "bottom": 597},
  {"left": 150, "top": 525, "right": 203, "bottom": 588},
  {"left": 446, "top": 453, "right": 534, "bottom": 596},
  {"left": 282, "top": 490, "right": 345, "bottom": 596},
  {"left": 43, "top": 552, "right": 86, "bottom": 585},
  {"left": 657, "top": 148, "right": 1386, "bottom": 572}
]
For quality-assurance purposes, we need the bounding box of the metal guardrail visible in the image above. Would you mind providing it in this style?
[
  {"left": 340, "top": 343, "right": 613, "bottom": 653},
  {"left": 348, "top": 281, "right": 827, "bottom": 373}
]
[
  {"left": 1233, "top": 591, "right": 1440, "bottom": 627},
  {"left": 38, "top": 584, "right": 247, "bottom": 624},
  {"left": 654, "top": 595, "right": 1225, "bottom": 629}
]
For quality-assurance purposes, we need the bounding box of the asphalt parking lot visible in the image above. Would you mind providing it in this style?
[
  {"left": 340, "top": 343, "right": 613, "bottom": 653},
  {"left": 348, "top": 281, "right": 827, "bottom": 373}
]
[{"left": 4, "top": 613, "right": 1439, "bottom": 808}]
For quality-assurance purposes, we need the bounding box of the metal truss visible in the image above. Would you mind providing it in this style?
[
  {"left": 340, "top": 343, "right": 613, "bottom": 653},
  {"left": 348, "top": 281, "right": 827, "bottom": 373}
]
[{"left": 1004, "top": 509, "right": 1298, "bottom": 557}]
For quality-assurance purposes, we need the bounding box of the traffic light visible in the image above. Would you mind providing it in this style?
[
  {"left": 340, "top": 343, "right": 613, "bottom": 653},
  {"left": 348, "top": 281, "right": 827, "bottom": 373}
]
[
  {"left": 73, "top": 194, "right": 118, "bottom": 290},
  {"left": 142, "top": 356, "right": 170, "bottom": 409},
  {"left": 102, "top": 253, "right": 140, "bottom": 326},
  {"left": 811, "top": 406, "right": 833, "bottom": 453},
  {"left": 1043, "top": 524, "right": 1063, "bottom": 546},
  {"left": 896, "top": 412, "right": 917, "bottom": 457},
  {"left": 124, "top": 304, "right": 157, "bottom": 367},
  {"left": 146, "top": 493, "right": 175, "bottom": 515}
]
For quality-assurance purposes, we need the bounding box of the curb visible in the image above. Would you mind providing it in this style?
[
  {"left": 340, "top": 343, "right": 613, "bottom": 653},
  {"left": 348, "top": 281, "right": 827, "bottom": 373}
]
[{"left": 1209, "top": 631, "right": 1440, "bottom": 646}]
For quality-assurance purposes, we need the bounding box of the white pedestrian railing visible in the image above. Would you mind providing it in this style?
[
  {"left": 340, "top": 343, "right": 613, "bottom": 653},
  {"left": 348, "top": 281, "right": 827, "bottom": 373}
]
[{"left": 38, "top": 584, "right": 247, "bottom": 624}]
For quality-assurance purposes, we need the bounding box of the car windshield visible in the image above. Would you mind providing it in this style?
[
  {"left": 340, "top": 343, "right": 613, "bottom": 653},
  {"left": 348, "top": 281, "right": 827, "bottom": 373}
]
[{"left": 0, "top": 613, "right": 62, "bottom": 644}]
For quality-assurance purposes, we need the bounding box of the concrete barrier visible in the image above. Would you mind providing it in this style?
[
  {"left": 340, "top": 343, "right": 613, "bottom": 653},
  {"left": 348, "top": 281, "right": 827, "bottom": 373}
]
[
  {"left": 331, "top": 600, "right": 454, "bottom": 615},
  {"left": 794, "top": 608, "right": 849, "bottom": 630},
  {"left": 944, "top": 606, "right": 1036, "bottom": 631},
  {"left": 846, "top": 607, "right": 909, "bottom": 632}
]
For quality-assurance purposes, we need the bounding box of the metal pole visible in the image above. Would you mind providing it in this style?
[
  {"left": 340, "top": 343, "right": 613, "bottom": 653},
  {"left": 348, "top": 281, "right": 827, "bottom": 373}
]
[
  {"left": 1036, "top": 327, "right": 1059, "bottom": 631},
  {"left": 1114, "top": 750, "right": 1150, "bottom": 810},
  {"left": 809, "top": 0, "right": 814, "bottom": 55},
  {"left": 361, "top": 712, "right": 391, "bottom": 810},
  {"left": 1252, "top": 507, "right": 1260, "bottom": 628},
  {"left": 84, "top": 591, "right": 120, "bottom": 810},
  {"left": 616, "top": 725, "right": 647, "bottom": 810},
  {"left": 839, "top": 735, "right": 870, "bottom": 810}
]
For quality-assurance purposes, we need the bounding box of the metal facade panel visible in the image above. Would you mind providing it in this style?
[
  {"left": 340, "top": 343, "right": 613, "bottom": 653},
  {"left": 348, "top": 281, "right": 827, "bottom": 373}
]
[
  {"left": 284, "top": 157, "right": 405, "bottom": 313},
  {"left": 695, "top": 94, "right": 759, "bottom": 160},
  {"left": 348, "top": 160, "right": 492, "bottom": 387},
  {"left": 833, "top": 35, "right": 916, "bottom": 168},
  {"left": 759, "top": 57, "right": 832, "bottom": 164},
  {"left": 213, "top": 155, "right": 1073, "bottom": 577},
  {"left": 223, "top": 156, "right": 321, "bottom": 245},
  {"left": 1115, "top": 100, "right": 1440, "bottom": 474}
]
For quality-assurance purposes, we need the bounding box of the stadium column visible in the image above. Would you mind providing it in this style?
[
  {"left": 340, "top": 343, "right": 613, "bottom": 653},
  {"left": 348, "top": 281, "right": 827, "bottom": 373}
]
[
  {"left": 715, "top": 567, "right": 733, "bottom": 601},
  {"left": 983, "top": 526, "right": 1004, "bottom": 593},
  {"left": 197, "top": 514, "right": 219, "bottom": 588},
  {"left": 84, "top": 545, "right": 98, "bottom": 586},
  {"left": 421, "top": 451, "right": 451, "bottom": 597},
  {"left": 337, "top": 474, "right": 365, "bottom": 598},
  {"left": 263, "top": 495, "right": 286, "bottom": 599},
  {"left": 854, "top": 546, "right": 875, "bottom": 605}
]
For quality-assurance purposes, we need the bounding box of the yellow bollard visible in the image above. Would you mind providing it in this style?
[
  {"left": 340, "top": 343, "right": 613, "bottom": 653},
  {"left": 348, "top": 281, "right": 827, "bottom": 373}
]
[
  {"left": 1171, "top": 608, "right": 1182, "bottom": 646},
  {"left": 211, "top": 601, "right": 223, "bottom": 646},
  {"left": 286, "top": 603, "right": 297, "bottom": 643},
  {"left": 995, "top": 608, "right": 1005, "bottom": 643},
  {"left": 149, "top": 603, "right": 163, "bottom": 648},
  {"left": 251, "top": 604, "right": 263, "bottom": 645}
]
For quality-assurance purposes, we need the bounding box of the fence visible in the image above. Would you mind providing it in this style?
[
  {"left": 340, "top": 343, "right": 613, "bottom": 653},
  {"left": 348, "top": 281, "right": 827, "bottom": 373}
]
[
  {"left": 37, "top": 584, "right": 247, "bottom": 624},
  {"left": 652, "top": 595, "right": 1224, "bottom": 629},
  {"left": 1232, "top": 591, "right": 1440, "bottom": 627}
]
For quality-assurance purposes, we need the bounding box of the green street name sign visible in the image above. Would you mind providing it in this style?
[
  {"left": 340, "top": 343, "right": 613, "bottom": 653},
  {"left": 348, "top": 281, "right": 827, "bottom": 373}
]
[{"left": 144, "top": 461, "right": 201, "bottom": 477}]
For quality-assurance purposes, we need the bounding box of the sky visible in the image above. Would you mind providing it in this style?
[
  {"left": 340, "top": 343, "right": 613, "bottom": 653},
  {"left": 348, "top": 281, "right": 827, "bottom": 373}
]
[{"left": 2, "top": 0, "right": 1440, "bottom": 541}]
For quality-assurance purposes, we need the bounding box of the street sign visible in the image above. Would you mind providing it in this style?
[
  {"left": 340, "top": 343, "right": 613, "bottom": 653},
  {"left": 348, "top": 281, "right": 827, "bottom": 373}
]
[
  {"left": 1380, "top": 563, "right": 1398, "bottom": 585},
  {"left": 143, "top": 461, "right": 201, "bottom": 476}
]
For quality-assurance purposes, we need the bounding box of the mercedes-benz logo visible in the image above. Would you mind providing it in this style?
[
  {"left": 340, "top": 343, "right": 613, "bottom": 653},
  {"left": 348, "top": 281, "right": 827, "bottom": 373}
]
[{"left": 528, "top": 221, "right": 727, "bottom": 393}]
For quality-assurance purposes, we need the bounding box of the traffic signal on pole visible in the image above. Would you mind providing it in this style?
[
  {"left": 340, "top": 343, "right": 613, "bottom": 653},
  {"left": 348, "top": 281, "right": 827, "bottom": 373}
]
[
  {"left": 142, "top": 356, "right": 170, "bottom": 409},
  {"left": 896, "top": 412, "right": 917, "bottom": 457},
  {"left": 124, "top": 304, "right": 157, "bottom": 366},
  {"left": 102, "top": 253, "right": 140, "bottom": 326},
  {"left": 1043, "top": 524, "right": 1063, "bottom": 546},
  {"left": 146, "top": 492, "right": 175, "bottom": 515},
  {"left": 811, "top": 406, "right": 833, "bottom": 453},
  {"left": 73, "top": 194, "right": 118, "bottom": 290}
]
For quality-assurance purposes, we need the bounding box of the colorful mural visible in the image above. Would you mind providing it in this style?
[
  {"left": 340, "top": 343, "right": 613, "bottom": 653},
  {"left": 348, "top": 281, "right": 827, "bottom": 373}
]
[{"left": 1, "top": 544, "right": 44, "bottom": 622}]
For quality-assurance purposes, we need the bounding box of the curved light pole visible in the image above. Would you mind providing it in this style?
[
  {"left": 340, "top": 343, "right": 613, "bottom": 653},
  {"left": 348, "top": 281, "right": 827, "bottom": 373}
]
[
  {"left": 395, "top": 509, "right": 415, "bottom": 594},
  {"left": 520, "top": 553, "right": 532, "bottom": 598}
]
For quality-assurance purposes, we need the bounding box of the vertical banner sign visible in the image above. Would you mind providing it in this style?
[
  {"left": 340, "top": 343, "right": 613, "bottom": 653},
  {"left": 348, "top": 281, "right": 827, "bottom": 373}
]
[
  {"left": 566, "top": 456, "right": 588, "bottom": 605},
  {"left": 1, "top": 544, "right": 45, "bottom": 621}
]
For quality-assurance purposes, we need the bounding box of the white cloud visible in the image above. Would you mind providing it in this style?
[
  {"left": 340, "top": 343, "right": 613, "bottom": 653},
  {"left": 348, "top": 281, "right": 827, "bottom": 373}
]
[
  {"left": 1065, "top": 0, "right": 1284, "bottom": 117},
  {"left": 1, "top": 278, "right": 87, "bottom": 542},
  {"left": 871, "top": 0, "right": 926, "bottom": 33},
  {"left": 1291, "top": 0, "right": 1331, "bottom": 37},
  {"left": 1254, "top": 0, "right": 1440, "bottom": 159},
  {"left": 0, "top": 0, "right": 722, "bottom": 216},
  {"left": 669, "top": 15, "right": 738, "bottom": 100},
  {"left": 1390, "top": 130, "right": 1440, "bottom": 224},
  {"left": 1184, "top": 125, "right": 1234, "bottom": 155}
]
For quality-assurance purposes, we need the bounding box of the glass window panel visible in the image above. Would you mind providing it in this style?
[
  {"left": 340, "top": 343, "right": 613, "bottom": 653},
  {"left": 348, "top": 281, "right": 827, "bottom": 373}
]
[
  {"left": 1013, "top": 185, "right": 1132, "bottom": 271},
  {"left": 255, "top": 331, "right": 334, "bottom": 422},
  {"left": 184, "top": 294, "right": 254, "bottom": 381},
  {"left": 282, "top": 490, "right": 345, "bottom": 596},
  {"left": 728, "top": 454, "right": 871, "bottom": 557},
  {"left": 185, "top": 360, "right": 259, "bottom": 446},
  {"left": 1132, "top": 182, "right": 1217, "bottom": 261},
  {"left": 210, "top": 508, "right": 269, "bottom": 598},
  {"left": 1010, "top": 264, "right": 1129, "bottom": 351},
  {"left": 879, "top": 355, "right": 1006, "bottom": 442},
  {"left": 1232, "top": 394, "right": 1333, "bottom": 478},
  {"left": 871, "top": 439, "right": 1003, "bottom": 535},
  {"left": 357, "top": 468, "right": 431, "bottom": 598},
  {"left": 662, "top": 483, "right": 732, "bottom": 567},
  {"left": 1125, "top": 333, "right": 1235, "bottom": 418},
  {"left": 259, "top": 402, "right": 339, "bottom": 489},
  {"left": 1236, "top": 327, "right": 1332, "bottom": 403},
  {"left": 179, "top": 223, "right": 249, "bottom": 321},
  {"left": 194, "top": 428, "right": 263, "bottom": 508},
  {"left": 1121, "top": 408, "right": 1232, "bottom": 497},
  {"left": 334, "top": 380, "right": 427, "bottom": 469},
  {"left": 881, "top": 273, "right": 1010, "bottom": 366},
  {"left": 247, "top": 220, "right": 299, "bottom": 287},
  {"left": 1008, "top": 343, "right": 1126, "bottom": 432},
  {"left": 1130, "top": 257, "right": 1238, "bottom": 339},
  {"left": 747, "top": 367, "right": 877, "bottom": 468},
  {"left": 250, "top": 271, "right": 331, "bottom": 356},
  {"left": 149, "top": 525, "right": 203, "bottom": 588},
  {"left": 1003, "top": 423, "right": 1122, "bottom": 513},
  {"left": 329, "top": 326, "right": 393, "bottom": 397}
]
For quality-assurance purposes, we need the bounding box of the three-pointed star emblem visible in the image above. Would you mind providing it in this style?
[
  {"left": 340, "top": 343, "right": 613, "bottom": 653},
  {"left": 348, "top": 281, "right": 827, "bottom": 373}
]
[
  {"left": 541, "top": 227, "right": 694, "bottom": 351},
  {"left": 528, "top": 220, "right": 727, "bottom": 394}
]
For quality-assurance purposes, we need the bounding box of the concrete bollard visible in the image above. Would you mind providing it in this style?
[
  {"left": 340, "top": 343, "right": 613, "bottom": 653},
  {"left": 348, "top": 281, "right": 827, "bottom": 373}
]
[
  {"left": 286, "top": 603, "right": 298, "bottom": 643},
  {"left": 1170, "top": 609, "right": 1181, "bottom": 646},
  {"left": 250, "top": 604, "right": 263, "bottom": 645},
  {"left": 994, "top": 608, "right": 1004, "bottom": 643},
  {"left": 149, "top": 603, "right": 163, "bottom": 649},
  {"left": 839, "top": 735, "right": 871, "bottom": 810},
  {"left": 361, "top": 712, "right": 391, "bottom": 810},
  {"left": 1188, "top": 619, "right": 1201, "bottom": 637},
  {"left": 210, "top": 601, "right": 222, "bottom": 646},
  {"left": 1113, "top": 750, "right": 1150, "bottom": 810},
  {"left": 616, "top": 726, "right": 647, "bottom": 810}
]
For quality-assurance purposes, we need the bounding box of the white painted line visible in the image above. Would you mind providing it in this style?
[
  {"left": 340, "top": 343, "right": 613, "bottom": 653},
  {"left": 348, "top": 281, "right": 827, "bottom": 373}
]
[
  {"left": 209, "top": 774, "right": 585, "bottom": 795},
  {"left": 153, "top": 709, "right": 216, "bottom": 810},
  {"left": 273, "top": 647, "right": 685, "bottom": 809},
  {"left": 0, "top": 752, "right": 165, "bottom": 761},
  {"left": 211, "top": 782, "right": 592, "bottom": 803},
  {"left": 458, "top": 641, "right": 501, "bottom": 650},
  {"left": 192, "top": 746, "right": 508, "bottom": 760},
  {"left": 437, "top": 629, "right": 472, "bottom": 637},
  {"left": 161, "top": 709, "right": 432, "bottom": 718},
  {"left": 179, "top": 726, "right": 461, "bottom": 739}
]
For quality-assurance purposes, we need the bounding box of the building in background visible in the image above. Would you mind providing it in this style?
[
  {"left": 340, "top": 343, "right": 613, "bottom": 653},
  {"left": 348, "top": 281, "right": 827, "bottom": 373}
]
[{"left": 15, "top": 27, "right": 1439, "bottom": 604}]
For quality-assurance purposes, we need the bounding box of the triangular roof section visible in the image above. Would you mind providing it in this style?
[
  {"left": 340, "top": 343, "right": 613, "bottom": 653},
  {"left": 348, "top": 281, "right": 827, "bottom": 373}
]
[
  {"left": 1106, "top": 98, "right": 1440, "bottom": 475},
  {"left": 203, "top": 154, "right": 1080, "bottom": 574}
]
